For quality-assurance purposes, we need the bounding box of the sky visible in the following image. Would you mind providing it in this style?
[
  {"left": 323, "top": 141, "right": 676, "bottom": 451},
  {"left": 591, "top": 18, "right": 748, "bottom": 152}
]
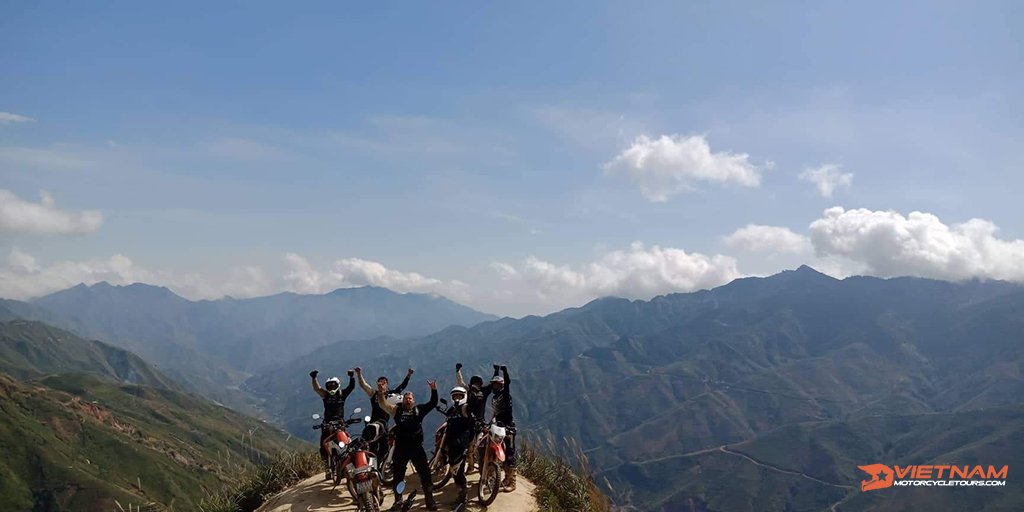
[{"left": 1, "top": 1, "right": 1022, "bottom": 317}]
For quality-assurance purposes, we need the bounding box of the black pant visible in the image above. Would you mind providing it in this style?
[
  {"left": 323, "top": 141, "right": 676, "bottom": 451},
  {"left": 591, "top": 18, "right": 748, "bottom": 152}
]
[
  {"left": 444, "top": 430, "right": 473, "bottom": 488},
  {"left": 371, "top": 436, "right": 388, "bottom": 460},
  {"left": 502, "top": 428, "right": 517, "bottom": 468},
  {"left": 319, "top": 428, "right": 331, "bottom": 462},
  {"left": 392, "top": 441, "right": 432, "bottom": 495}
]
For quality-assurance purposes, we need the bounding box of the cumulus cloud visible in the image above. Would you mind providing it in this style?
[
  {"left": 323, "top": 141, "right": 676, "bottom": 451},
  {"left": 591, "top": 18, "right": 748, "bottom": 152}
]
[
  {"left": 0, "top": 250, "right": 153, "bottom": 299},
  {"left": 0, "top": 189, "right": 103, "bottom": 235},
  {"left": 0, "top": 250, "right": 469, "bottom": 302},
  {"left": 0, "top": 112, "right": 34, "bottom": 124},
  {"left": 494, "top": 242, "right": 740, "bottom": 309},
  {"left": 799, "top": 164, "right": 853, "bottom": 197},
  {"left": 724, "top": 224, "right": 811, "bottom": 254},
  {"left": 282, "top": 253, "right": 468, "bottom": 299},
  {"left": 604, "top": 134, "right": 769, "bottom": 202},
  {"left": 809, "top": 207, "right": 1024, "bottom": 282}
]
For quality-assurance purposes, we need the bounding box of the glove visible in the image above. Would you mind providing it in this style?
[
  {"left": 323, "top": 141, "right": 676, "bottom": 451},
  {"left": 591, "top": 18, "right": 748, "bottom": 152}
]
[
  {"left": 500, "top": 365, "right": 508, "bottom": 372},
  {"left": 309, "top": 370, "right": 319, "bottom": 379},
  {"left": 493, "top": 364, "right": 500, "bottom": 371},
  {"left": 347, "top": 369, "right": 354, "bottom": 377},
  {"left": 456, "top": 363, "right": 463, "bottom": 371}
]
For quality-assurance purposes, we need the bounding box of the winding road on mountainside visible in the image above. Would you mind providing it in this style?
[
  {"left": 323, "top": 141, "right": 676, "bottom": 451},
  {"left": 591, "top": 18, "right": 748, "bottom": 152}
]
[{"left": 257, "top": 469, "right": 538, "bottom": 512}]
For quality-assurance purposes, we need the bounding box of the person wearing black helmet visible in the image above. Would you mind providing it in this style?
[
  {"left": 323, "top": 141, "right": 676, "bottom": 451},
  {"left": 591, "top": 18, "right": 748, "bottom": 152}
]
[
  {"left": 309, "top": 369, "right": 356, "bottom": 478},
  {"left": 455, "top": 363, "right": 488, "bottom": 472},
  {"left": 489, "top": 364, "right": 517, "bottom": 491}
]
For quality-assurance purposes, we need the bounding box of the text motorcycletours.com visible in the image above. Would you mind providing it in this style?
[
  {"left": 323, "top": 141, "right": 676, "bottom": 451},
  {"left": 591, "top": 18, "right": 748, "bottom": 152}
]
[{"left": 857, "top": 464, "right": 1009, "bottom": 492}]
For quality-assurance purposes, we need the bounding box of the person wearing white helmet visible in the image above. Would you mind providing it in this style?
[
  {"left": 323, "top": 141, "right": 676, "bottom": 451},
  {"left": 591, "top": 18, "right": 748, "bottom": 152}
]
[
  {"left": 309, "top": 369, "right": 355, "bottom": 477},
  {"left": 443, "top": 383, "right": 477, "bottom": 506},
  {"left": 489, "top": 364, "right": 518, "bottom": 491}
]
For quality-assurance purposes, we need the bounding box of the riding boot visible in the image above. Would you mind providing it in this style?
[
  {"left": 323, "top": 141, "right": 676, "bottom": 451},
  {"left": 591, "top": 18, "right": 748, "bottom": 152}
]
[
  {"left": 501, "top": 467, "right": 517, "bottom": 491},
  {"left": 423, "top": 484, "right": 438, "bottom": 511},
  {"left": 452, "top": 485, "right": 467, "bottom": 507}
]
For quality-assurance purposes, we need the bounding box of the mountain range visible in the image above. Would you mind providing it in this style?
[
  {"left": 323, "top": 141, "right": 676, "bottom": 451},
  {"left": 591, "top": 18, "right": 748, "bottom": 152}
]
[
  {"left": 3, "top": 283, "right": 496, "bottom": 411},
  {"left": 245, "top": 266, "right": 1024, "bottom": 511},
  {"left": 0, "top": 320, "right": 302, "bottom": 511},
  {"left": 3, "top": 268, "right": 1022, "bottom": 511}
]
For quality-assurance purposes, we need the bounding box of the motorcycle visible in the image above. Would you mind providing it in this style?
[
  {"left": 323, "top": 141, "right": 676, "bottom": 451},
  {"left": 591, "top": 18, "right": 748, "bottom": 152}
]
[
  {"left": 475, "top": 420, "right": 513, "bottom": 506},
  {"left": 373, "top": 423, "right": 397, "bottom": 486},
  {"left": 340, "top": 416, "right": 386, "bottom": 512},
  {"left": 427, "top": 398, "right": 456, "bottom": 488},
  {"left": 311, "top": 408, "right": 364, "bottom": 486}
]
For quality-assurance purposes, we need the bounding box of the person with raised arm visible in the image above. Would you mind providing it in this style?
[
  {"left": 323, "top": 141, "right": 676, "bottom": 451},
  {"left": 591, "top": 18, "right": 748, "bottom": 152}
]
[
  {"left": 378, "top": 378, "right": 439, "bottom": 511},
  {"left": 309, "top": 368, "right": 355, "bottom": 479}
]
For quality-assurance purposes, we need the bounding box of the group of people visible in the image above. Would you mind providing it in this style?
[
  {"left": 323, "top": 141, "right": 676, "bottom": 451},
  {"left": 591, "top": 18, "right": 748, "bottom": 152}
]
[{"left": 309, "top": 363, "right": 517, "bottom": 511}]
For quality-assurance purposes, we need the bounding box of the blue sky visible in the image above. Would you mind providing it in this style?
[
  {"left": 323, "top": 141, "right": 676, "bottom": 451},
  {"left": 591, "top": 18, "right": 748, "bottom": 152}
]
[{"left": 1, "top": 1, "right": 1022, "bottom": 316}]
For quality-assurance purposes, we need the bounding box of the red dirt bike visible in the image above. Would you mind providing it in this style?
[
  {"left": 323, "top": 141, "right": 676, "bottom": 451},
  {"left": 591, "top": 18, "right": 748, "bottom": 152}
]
[
  {"left": 475, "top": 420, "right": 513, "bottom": 506},
  {"left": 375, "top": 424, "right": 398, "bottom": 486},
  {"left": 311, "top": 408, "right": 364, "bottom": 486},
  {"left": 427, "top": 398, "right": 457, "bottom": 488},
  {"left": 341, "top": 431, "right": 385, "bottom": 512}
]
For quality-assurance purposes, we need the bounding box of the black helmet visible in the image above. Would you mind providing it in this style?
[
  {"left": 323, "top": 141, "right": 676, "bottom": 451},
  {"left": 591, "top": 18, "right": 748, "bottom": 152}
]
[{"left": 469, "top": 375, "right": 483, "bottom": 388}]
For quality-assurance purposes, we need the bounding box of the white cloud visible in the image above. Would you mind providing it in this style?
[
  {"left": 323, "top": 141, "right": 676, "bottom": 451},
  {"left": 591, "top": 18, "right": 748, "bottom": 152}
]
[
  {"left": 494, "top": 242, "right": 740, "bottom": 309},
  {"left": 604, "top": 134, "right": 769, "bottom": 202},
  {"left": 724, "top": 224, "right": 811, "bottom": 254},
  {"left": 799, "top": 163, "right": 853, "bottom": 197},
  {"left": 283, "top": 253, "right": 343, "bottom": 294},
  {"left": 809, "top": 207, "right": 1024, "bottom": 282},
  {"left": 0, "top": 112, "right": 34, "bottom": 124},
  {"left": 0, "top": 250, "right": 153, "bottom": 299},
  {"left": 0, "top": 189, "right": 103, "bottom": 235},
  {"left": 282, "top": 253, "right": 468, "bottom": 299}
]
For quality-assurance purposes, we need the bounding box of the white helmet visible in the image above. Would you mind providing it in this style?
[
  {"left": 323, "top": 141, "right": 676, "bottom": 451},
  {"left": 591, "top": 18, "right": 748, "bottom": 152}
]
[
  {"left": 450, "top": 386, "right": 468, "bottom": 406},
  {"left": 325, "top": 377, "right": 341, "bottom": 396},
  {"left": 385, "top": 393, "right": 402, "bottom": 406}
]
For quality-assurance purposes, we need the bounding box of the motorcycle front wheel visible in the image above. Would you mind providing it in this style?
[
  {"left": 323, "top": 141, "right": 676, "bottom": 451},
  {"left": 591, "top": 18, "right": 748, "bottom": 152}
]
[
  {"left": 333, "top": 459, "right": 343, "bottom": 487},
  {"left": 476, "top": 460, "right": 501, "bottom": 506},
  {"left": 379, "top": 457, "right": 394, "bottom": 486},
  {"left": 429, "top": 451, "right": 451, "bottom": 488}
]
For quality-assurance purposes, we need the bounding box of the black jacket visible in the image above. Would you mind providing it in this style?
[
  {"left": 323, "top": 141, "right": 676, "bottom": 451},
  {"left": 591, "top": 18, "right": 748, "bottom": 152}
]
[{"left": 392, "top": 388, "right": 439, "bottom": 445}]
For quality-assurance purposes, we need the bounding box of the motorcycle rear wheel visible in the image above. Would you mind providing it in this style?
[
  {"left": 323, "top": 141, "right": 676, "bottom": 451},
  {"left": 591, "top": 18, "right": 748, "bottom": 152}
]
[
  {"left": 476, "top": 460, "right": 501, "bottom": 506},
  {"left": 358, "top": 491, "right": 380, "bottom": 512}
]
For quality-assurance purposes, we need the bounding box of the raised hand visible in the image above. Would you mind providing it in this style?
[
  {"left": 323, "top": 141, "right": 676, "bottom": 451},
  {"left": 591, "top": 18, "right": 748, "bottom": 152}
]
[
  {"left": 355, "top": 367, "right": 363, "bottom": 375},
  {"left": 347, "top": 369, "right": 355, "bottom": 377},
  {"left": 427, "top": 379, "right": 437, "bottom": 391},
  {"left": 407, "top": 367, "right": 415, "bottom": 376},
  {"left": 309, "top": 370, "right": 319, "bottom": 379},
  {"left": 456, "top": 363, "right": 463, "bottom": 371}
]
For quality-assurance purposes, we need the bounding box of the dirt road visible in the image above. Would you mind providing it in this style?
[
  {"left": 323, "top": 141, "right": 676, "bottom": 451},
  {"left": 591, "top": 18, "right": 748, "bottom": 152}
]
[{"left": 257, "top": 469, "right": 538, "bottom": 512}]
